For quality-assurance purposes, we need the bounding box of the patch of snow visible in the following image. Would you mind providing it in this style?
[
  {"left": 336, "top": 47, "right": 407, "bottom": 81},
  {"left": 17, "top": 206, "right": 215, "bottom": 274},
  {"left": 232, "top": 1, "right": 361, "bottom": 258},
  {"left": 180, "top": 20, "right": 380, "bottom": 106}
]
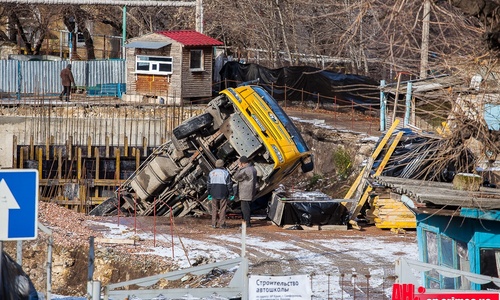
[
  {"left": 290, "top": 116, "right": 377, "bottom": 138},
  {"left": 84, "top": 215, "right": 418, "bottom": 300}
]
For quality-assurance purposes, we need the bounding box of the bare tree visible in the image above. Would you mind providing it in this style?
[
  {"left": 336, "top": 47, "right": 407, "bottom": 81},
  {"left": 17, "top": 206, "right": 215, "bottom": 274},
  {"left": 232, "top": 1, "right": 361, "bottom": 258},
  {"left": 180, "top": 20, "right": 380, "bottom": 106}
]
[
  {"left": 0, "top": 0, "right": 499, "bottom": 76},
  {"left": 203, "top": 0, "right": 500, "bottom": 78},
  {"left": 0, "top": 4, "right": 61, "bottom": 55}
]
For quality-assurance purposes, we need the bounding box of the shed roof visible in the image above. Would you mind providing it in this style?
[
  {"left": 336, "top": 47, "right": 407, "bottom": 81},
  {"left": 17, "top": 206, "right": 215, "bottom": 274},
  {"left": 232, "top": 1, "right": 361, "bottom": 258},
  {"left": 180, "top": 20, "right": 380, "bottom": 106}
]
[
  {"left": 157, "top": 30, "right": 223, "bottom": 47},
  {"left": 125, "top": 41, "right": 171, "bottom": 49},
  {"left": 371, "top": 176, "right": 500, "bottom": 214}
]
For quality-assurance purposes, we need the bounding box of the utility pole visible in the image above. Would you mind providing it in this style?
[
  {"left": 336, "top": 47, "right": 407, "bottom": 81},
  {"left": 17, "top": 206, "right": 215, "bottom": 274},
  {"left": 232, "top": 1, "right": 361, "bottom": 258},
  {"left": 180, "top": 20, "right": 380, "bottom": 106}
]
[
  {"left": 420, "top": 0, "right": 430, "bottom": 79},
  {"left": 196, "top": 0, "right": 203, "bottom": 33},
  {"left": 122, "top": 5, "right": 126, "bottom": 58}
]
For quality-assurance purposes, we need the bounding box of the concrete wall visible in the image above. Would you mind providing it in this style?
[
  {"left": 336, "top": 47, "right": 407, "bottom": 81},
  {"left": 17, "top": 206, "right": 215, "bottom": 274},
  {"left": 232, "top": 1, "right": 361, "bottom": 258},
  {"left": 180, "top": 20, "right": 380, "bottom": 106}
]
[{"left": 0, "top": 105, "right": 205, "bottom": 168}]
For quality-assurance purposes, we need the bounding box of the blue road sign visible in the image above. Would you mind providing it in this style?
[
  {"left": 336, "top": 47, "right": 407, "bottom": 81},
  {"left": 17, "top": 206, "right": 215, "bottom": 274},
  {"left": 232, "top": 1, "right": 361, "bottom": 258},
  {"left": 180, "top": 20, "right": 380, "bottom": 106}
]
[{"left": 0, "top": 169, "right": 39, "bottom": 241}]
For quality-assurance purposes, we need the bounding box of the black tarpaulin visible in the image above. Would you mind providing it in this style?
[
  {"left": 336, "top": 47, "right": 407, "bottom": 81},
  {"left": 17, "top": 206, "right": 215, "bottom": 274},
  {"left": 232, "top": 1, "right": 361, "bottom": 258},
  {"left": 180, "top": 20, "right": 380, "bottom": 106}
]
[
  {"left": 219, "top": 61, "right": 380, "bottom": 111},
  {"left": 0, "top": 251, "right": 38, "bottom": 300},
  {"left": 268, "top": 191, "right": 348, "bottom": 227}
]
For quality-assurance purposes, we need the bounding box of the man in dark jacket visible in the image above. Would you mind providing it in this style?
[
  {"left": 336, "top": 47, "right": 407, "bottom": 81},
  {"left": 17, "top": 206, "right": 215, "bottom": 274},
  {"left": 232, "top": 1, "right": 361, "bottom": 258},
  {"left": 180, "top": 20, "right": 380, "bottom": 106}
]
[
  {"left": 207, "top": 159, "right": 234, "bottom": 228},
  {"left": 233, "top": 156, "right": 257, "bottom": 228},
  {"left": 59, "top": 63, "right": 75, "bottom": 102}
]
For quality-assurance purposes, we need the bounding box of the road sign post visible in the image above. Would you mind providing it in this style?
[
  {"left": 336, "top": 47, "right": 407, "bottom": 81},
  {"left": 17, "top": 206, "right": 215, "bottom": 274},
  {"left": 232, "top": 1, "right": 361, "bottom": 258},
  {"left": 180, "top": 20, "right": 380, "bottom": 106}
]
[{"left": 0, "top": 169, "right": 39, "bottom": 241}]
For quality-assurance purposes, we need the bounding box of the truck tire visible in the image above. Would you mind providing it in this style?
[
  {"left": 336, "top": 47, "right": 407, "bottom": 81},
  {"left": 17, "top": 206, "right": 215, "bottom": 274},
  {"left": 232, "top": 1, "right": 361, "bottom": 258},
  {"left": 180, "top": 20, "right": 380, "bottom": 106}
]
[{"left": 173, "top": 113, "right": 213, "bottom": 139}]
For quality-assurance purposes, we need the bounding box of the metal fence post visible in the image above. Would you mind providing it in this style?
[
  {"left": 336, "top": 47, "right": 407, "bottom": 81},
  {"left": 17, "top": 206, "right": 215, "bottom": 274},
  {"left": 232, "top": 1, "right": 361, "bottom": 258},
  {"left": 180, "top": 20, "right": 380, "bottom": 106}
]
[
  {"left": 380, "top": 79, "right": 387, "bottom": 131},
  {"left": 17, "top": 60, "right": 21, "bottom": 101}
]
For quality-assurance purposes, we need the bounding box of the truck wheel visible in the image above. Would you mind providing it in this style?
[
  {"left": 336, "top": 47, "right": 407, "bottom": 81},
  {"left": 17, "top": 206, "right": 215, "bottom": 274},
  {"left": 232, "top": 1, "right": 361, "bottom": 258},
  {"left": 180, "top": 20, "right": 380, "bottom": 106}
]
[{"left": 173, "top": 113, "right": 213, "bottom": 139}]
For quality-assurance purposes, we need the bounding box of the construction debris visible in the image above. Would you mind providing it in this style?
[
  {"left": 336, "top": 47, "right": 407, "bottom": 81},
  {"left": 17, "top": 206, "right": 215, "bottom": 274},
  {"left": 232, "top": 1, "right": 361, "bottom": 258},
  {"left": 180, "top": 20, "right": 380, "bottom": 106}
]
[{"left": 344, "top": 115, "right": 491, "bottom": 230}]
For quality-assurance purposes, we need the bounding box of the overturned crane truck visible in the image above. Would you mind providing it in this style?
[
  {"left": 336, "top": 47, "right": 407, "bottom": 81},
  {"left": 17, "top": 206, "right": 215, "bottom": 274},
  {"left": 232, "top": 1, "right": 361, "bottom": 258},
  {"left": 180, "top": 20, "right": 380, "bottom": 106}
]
[{"left": 90, "top": 84, "right": 314, "bottom": 217}]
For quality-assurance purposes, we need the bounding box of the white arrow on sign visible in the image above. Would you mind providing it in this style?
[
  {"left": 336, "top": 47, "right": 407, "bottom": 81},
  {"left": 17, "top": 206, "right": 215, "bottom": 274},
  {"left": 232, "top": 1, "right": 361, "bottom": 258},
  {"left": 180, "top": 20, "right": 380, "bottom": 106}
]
[{"left": 0, "top": 178, "right": 20, "bottom": 240}]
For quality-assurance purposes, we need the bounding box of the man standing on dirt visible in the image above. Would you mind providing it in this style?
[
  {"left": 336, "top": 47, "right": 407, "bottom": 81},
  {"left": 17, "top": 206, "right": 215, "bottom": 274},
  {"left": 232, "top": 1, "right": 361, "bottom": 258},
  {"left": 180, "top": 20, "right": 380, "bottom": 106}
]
[
  {"left": 59, "top": 63, "right": 75, "bottom": 102},
  {"left": 207, "top": 159, "right": 234, "bottom": 229},
  {"left": 233, "top": 156, "right": 257, "bottom": 228}
]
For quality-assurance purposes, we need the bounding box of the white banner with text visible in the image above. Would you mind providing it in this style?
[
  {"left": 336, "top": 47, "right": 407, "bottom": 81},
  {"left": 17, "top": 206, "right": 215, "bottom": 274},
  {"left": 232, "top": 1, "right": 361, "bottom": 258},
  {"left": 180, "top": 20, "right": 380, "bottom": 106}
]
[{"left": 249, "top": 274, "right": 312, "bottom": 300}]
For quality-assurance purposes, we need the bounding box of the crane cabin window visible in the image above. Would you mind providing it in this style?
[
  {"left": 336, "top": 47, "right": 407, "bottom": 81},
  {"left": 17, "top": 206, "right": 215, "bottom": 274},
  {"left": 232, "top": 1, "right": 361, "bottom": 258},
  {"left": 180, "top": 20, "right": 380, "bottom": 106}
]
[{"left": 135, "top": 55, "right": 173, "bottom": 75}]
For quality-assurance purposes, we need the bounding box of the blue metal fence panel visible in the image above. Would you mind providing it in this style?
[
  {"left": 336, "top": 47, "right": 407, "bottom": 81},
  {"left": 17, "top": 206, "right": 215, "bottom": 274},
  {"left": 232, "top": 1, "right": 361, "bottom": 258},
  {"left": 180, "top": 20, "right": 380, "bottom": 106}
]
[
  {"left": 87, "top": 60, "right": 126, "bottom": 86},
  {"left": 0, "top": 59, "right": 126, "bottom": 95},
  {"left": 19, "top": 61, "right": 67, "bottom": 94},
  {"left": 0, "top": 60, "right": 19, "bottom": 95}
]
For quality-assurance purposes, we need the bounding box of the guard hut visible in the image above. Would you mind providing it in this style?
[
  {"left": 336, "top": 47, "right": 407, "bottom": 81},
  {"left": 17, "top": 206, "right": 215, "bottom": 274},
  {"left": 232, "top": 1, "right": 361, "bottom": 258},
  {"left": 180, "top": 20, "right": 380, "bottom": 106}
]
[
  {"left": 123, "top": 30, "right": 223, "bottom": 104},
  {"left": 372, "top": 175, "right": 500, "bottom": 291}
]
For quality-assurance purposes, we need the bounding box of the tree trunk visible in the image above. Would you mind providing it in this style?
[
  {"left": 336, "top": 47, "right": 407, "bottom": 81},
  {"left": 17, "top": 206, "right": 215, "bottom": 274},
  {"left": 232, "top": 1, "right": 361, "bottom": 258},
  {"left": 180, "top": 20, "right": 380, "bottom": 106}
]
[
  {"left": 10, "top": 11, "right": 33, "bottom": 54},
  {"left": 77, "top": 19, "right": 95, "bottom": 59}
]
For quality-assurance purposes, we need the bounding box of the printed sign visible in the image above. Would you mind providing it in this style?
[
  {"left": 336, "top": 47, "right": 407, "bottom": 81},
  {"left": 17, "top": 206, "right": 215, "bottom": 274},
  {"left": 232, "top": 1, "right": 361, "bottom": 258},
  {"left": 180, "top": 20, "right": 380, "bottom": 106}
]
[
  {"left": 0, "top": 169, "right": 39, "bottom": 241},
  {"left": 249, "top": 274, "right": 311, "bottom": 300},
  {"left": 392, "top": 283, "right": 500, "bottom": 300}
]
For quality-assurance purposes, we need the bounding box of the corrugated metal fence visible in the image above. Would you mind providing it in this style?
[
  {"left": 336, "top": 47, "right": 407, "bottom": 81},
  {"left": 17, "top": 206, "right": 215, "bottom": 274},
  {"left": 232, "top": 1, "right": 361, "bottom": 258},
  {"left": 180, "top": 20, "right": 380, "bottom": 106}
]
[{"left": 0, "top": 59, "right": 125, "bottom": 96}]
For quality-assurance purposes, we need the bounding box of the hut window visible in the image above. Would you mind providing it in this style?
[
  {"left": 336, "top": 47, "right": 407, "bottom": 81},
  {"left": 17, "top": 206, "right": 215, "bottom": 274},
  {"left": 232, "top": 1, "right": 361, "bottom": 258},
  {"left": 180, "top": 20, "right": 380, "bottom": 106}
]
[
  {"left": 190, "top": 49, "right": 203, "bottom": 71},
  {"left": 480, "top": 248, "right": 500, "bottom": 290},
  {"left": 135, "top": 55, "right": 173, "bottom": 75}
]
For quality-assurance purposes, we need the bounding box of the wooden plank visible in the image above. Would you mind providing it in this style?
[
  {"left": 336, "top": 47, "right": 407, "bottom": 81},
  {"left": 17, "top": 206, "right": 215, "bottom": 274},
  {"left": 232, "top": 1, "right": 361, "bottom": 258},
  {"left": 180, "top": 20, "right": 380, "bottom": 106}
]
[
  {"left": 301, "top": 225, "right": 320, "bottom": 231},
  {"left": 57, "top": 147, "right": 62, "bottom": 180},
  {"left": 135, "top": 148, "right": 141, "bottom": 170},
  {"left": 95, "top": 147, "right": 100, "bottom": 198},
  {"left": 39, "top": 179, "right": 123, "bottom": 186},
  {"left": 348, "top": 157, "right": 373, "bottom": 210},
  {"left": 37, "top": 147, "right": 43, "bottom": 179},
  {"left": 87, "top": 136, "right": 92, "bottom": 158},
  {"left": 320, "top": 225, "right": 348, "bottom": 231},
  {"left": 42, "top": 197, "right": 107, "bottom": 205},
  {"left": 115, "top": 147, "right": 121, "bottom": 180},
  {"left": 136, "top": 74, "right": 169, "bottom": 94},
  {"left": 343, "top": 119, "right": 400, "bottom": 204},
  {"left": 46, "top": 137, "right": 50, "bottom": 160},
  {"left": 95, "top": 238, "right": 136, "bottom": 245},
  {"left": 143, "top": 137, "right": 148, "bottom": 156},
  {"left": 105, "top": 136, "right": 110, "bottom": 158},
  {"left": 12, "top": 135, "right": 17, "bottom": 168},
  {"left": 373, "top": 199, "right": 416, "bottom": 229},
  {"left": 77, "top": 147, "right": 82, "bottom": 180},
  {"left": 30, "top": 135, "right": 34, "bottom": 160},
  {"left": 349, "top": 131, "right": 404, "bottom": 230},
  {"left": 124, "top": 136, "right": 129, "bottom": 157},
  {"left": 19, "top": 146, "right": 25, "bottom": 169},
  {"left": 67, "top": 136, "right": 73, "bottom": 160},
  {"left": 50, "top": 199, "right": 84, "bottom": 205}
]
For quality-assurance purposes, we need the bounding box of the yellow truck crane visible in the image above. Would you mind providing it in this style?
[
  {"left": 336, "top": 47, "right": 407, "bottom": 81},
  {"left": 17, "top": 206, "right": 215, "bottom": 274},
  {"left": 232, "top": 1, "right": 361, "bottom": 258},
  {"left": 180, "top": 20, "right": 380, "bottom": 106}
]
[{"left": 90, "top": 84, "right": 314, "bottom": 217}]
